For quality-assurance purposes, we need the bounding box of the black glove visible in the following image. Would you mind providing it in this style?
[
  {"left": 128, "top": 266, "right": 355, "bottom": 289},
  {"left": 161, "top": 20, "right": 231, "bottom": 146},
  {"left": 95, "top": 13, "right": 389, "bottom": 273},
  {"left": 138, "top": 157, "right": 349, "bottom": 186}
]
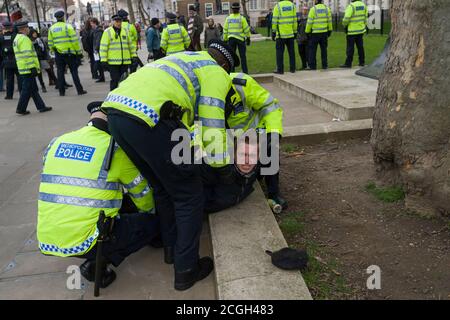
[
  {"left": 216, "top": 164, "right": 236, "bottom": 185},
  {"left": 246, "top": 37, "right": 251, "bottom": 46},
  {"left": 132, "top": 56, "right": 139, "bottom": 64},
  {"left": 271, "top": 32, "right": 276, "bottom": 41},
  {"left": 147, "top": 52, "right": 153, "bottom": 61},
  {"left": 30, "top": 68, "right": 38, "bottom": 77},
  {"left": 328, "top": 31, "right": 332, "bottom": 38}
]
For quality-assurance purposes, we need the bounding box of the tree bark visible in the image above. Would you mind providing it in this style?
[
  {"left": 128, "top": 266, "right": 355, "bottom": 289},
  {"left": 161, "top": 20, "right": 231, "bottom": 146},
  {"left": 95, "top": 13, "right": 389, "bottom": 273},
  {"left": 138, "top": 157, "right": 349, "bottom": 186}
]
[
  {"left": 127, "top": 0, "right": 136, "bottom": 22},
  {"left": 371, "top": 0, "right": 450, "bottom": 217}
]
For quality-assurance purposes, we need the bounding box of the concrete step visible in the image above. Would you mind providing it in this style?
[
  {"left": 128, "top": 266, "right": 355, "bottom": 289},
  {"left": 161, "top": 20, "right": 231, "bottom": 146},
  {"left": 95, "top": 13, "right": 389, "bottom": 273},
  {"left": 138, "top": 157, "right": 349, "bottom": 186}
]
[
  {"left": 253, "top": 70, "right": 377, "bottom": 121},
  {"left": 209, "top": 183, "right": 312, "bottom": 300}
]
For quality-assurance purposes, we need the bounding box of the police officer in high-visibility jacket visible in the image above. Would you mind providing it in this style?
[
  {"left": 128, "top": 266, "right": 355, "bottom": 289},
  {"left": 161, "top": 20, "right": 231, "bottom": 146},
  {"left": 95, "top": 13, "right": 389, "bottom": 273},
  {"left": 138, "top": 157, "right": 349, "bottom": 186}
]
[
  {"left": 37, "top": 102, "right": 159, "bottom": 288},
  {"left": 13, "top": 21, "right": 52, "bottom": 115},
  {"left": 117, "top": 9, "right": 139, "bottom": 73},
  {"left": 340, "top": 0, "right": 368, "bottom": 68},
  {"left": 223, "top": 2, "right": 251, "bottom": 74},
  {"left": 48, "top": 10, "right": 87, "bottom": 96},
  {"left": 271, "top": 0, "right": 297, "bottom": 74},
  {"left": 102, "top": 40, "right": 240, "bottom": 291},
  {"left": 100, "top": 14, "right": 138, "bottom": 90},
  {"left": 226, "top": 72, "right": 287, "bottom": 208},
  {"left": 0, "top": 21, "right": 21, "bottom": 99},
  {"left": 161, "top": 12, "right": 190, "bottom": 55},
  {"left": 305, "top": 0, "right": 333, "bottom": 70}
]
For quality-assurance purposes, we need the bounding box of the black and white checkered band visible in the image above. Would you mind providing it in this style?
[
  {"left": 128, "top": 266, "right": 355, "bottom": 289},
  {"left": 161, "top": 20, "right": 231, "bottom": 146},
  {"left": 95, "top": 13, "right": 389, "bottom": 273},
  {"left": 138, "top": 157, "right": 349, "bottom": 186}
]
[
  {"left": 89, "top": 106, "right": 104, "bottom": 114},
  {"left": 209, "top": 43, "right": 234, "bottom": 68}
]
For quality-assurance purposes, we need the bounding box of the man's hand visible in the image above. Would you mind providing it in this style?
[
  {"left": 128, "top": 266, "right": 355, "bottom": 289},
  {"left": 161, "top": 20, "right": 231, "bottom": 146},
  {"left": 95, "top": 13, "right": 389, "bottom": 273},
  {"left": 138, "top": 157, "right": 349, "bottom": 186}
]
[
  {"left": 30, "top": 68, "right": 38, "bottom": 77},
  {"left": 271, "top": 32, "right": 276, "bottom": 41},
  {"left": 246, "top": 37, "right": 251, "bottom": 46}
]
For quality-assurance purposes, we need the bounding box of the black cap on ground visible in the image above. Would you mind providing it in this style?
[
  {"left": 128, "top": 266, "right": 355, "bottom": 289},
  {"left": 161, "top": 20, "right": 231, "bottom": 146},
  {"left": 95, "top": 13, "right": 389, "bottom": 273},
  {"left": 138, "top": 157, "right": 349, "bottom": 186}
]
[
  {"left": 117, "top": 9, "right": 128, "bottom": 18},
  {"left": 266, "top": 248, "right": 309, "bottom": 271},
  {"left": 87, "top": 101, "right": 105, "bottom": 114},
  {"left": 208, "top": 39, "right": 240, "bottom": 70},
  {"left": 54, "top": 10, "right": 65, "bottom": 19}
]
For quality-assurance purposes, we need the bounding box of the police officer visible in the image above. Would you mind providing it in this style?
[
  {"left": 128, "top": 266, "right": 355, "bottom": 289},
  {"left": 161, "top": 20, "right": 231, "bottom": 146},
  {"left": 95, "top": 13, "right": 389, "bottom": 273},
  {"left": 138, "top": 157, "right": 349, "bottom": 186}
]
[
  {"left": 160, "top": 12, "right": 190, "bottom": 55},
  {"left": 305, "top": 0, "right": 333, "bottom": 70},
  {"left": 0, "top": 21, "right": 21, "bottom": 99},
  {"left": 117, "top": 9, "right": 138, "bottom": 73},
  {"left": 223, "top": 2, "right": 251, "bottom": 74},
  {"left": 37, "top": 101, "right": 159, "bottom": 287},
  {"left": 48, "top": 10, "right": 87, "bottom": 96},
  {"left": 102, "top": 40, "right": 240, "bottom": 291},
  {"left": 227, "top": 72, "right": 287, "bottom": 208},
  {"left": 272, "top": 0, "right": 297, "bottom": 74},
  {"left": 340, "top": 0, "right": 368, "bottom": 68},
  {"left": 100, "top": 14, "right": 138, "bottom": 90},
  {"left": 13, "top": 21, "right": 52, "bottom": 115}
]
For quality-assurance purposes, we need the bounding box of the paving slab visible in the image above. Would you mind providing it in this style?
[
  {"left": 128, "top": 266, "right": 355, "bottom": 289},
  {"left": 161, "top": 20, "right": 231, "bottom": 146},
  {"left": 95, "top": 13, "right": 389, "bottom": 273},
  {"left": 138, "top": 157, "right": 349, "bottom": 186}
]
[{"left": 209, "top": 183, "right": 312, "bottom": 300}]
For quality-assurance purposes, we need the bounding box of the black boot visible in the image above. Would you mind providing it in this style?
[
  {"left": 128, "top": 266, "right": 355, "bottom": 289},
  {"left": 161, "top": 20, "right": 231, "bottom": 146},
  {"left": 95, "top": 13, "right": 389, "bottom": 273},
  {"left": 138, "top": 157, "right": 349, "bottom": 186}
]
[
  {"left": 164, "top": 246, "right": 174, "bottom": 264},
  {"left": 174, "top": 257, "right": 214, "bottom": 291},
  {"left": 79, "top": 260, "right": 117, "bottom": 288}
]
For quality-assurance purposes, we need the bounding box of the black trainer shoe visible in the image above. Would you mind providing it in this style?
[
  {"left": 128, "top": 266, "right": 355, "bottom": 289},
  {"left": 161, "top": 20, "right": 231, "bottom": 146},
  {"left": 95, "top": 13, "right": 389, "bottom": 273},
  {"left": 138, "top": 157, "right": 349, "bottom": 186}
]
[
  {"left": 39, "top": 107, "right": 52, "bottom": 113},
  {"left": 273, "top": 70, "right": 284, "bottom": 75},
  {"left": 95, "top": 79, "right": 105, "bottom": 83},
  {"left": 16, "top": 110, "right": 30, "bottom": 115},
  {"left": 149, "top": 234, "right": 164, "bottom": 248},
  {"left": 174, "top": 257, "right": 214, "bottom": 291},
  {"left": 340, "top": 64, "right": 352, "bottom": 68},
  {"left": 65, "top": 84, "right": 73, "bottom": 88},
  {"left": 5, "top": 96, "right": 13, "bottom": 100},
  {"left": 78, "top": 90, "right": 87, "bottom": 95},
  {"left": 79, "top": 260, "right": 117, "bottom": 288},
  {"left": 164, "top": 246, "right": 174, "bottom": 264}
]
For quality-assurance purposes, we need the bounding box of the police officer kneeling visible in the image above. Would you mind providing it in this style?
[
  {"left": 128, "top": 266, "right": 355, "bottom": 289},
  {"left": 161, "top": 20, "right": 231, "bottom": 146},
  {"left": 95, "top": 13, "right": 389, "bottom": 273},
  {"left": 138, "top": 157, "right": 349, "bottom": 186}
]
[{"left": 37, "top": 102, "right": 159, "bottom": 287}]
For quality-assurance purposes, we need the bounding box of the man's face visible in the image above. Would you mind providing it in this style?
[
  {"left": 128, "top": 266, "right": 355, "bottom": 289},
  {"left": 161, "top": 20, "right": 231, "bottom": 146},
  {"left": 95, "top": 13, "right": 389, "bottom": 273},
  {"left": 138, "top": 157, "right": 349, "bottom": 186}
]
[
  {"left": 155, "top": 22, "right": 161, "bottom": 29},
  {"left": 19, "top": 26, "right": 29, "bottom": 35},
  {"left": 189, "top": 10, "right": 195, "bottom": 17},
  {"left": 90, "top": 21, "right": 97, "bottom": 29},
  {"left": 113, "top": 20, "right": 122, "bottom": 28},
  {"left": 235, "top": 141, "right": 258, "bottom": 174}
]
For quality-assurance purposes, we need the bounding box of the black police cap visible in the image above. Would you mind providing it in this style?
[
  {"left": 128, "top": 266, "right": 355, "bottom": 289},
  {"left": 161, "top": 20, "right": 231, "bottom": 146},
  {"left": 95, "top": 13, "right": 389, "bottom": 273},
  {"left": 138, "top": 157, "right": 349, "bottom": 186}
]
[
  {"left": 231, "top": 2, "right": 240, "bottom": 9},
  {"left": 14, "top": 21, "right": 29, "bottom": 28},
  {"left": 87, "top": 101, "right": 105, "bottom": 114},
  {"left": 54, "top": 10, "right": 65, "bottom": 19},
  {"left": 266, "top": 247, "right": 309, "bottom": 271},
  {"left": 166, "top": 12, "right": 177, "bottom": 20},
  {"left": 117, "top": 9, "right": 128, "bottom": 17},
  {"left": 111, "top": 14, "right": 122, "bottom": 21},
  {"left": 208, "top": 39, "right": 240, "bottom": 70}
]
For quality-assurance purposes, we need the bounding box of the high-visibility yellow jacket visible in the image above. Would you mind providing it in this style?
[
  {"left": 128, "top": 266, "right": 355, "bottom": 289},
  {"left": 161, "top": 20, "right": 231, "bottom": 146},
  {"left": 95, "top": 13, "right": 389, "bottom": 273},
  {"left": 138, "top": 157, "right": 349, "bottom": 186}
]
[
  {"left": 228, "top": 73, "right": 283, "bottom": 136},
  {"left": 271, "top": 0, "right": 298, "bottom": 39},
  {"left": 37, "top": 124, "right": 154, "bottom": 257},
  {"left": 100, "top": 26, "right": 136, "bottom": 65},
  {"left": 343, "top": 1, "right": 368, "bottom": 35},
  {"left": 161, "top": 23, "right": 190, "bottom": 55},
  {"left": 305, "top": 4, "right": 333, "bottom": 34},
  {"left": 101, "top": 51, "right": 232, "bottom": 167},
  {"left": 122, "top": 21, "right": 138, "bottom": 53},
  {"left": 13, "top": 33, "right": 40, "bottom": 75},
  {"left": 223, "top": 13, "right": 251, "bottom": 42},
  {"left": 48, "top": 21, "right": 82, "bottom": 55}
]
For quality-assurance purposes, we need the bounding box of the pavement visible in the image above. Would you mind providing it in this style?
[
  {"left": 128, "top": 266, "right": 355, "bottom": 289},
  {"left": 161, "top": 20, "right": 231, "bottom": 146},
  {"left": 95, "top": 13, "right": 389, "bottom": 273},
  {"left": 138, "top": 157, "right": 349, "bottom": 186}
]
[{"left": 0, "top": 49, "right": 215, "bottom": 299}]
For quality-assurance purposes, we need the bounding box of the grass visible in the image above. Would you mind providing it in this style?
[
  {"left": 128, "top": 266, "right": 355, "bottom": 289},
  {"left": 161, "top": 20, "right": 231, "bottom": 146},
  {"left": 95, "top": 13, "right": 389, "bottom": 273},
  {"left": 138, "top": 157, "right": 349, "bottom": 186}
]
[
  {"left": 238, "top": 31, "right": 388, "bottom": 74},
  {"left": 278, "top": 211, "right": 351, "bottom": 299},
  {"left": 365, "top": 182, "right": 405, "bottom": 203},
  {"left": 280, "top": 143, "right": 298, "bottom": 153}
]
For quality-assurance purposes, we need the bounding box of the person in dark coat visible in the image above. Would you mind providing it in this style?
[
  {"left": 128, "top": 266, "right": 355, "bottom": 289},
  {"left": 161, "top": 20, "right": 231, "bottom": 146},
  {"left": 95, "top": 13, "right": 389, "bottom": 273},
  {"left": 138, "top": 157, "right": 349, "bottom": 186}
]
[
  {"left": 297, "top": 7, "right": 310, "bottom": 70},
  {"left": 81, "top": 18, "right": 97, "bottom": 79},
  {"left": 90, "top": 18, "right": 105, "bottom": 82},
  {"left": 0, "top": 21, "right": 22, "bottom": 99},
  {"left": 265, "top": 9, "right": 273, "bottom": 37}
]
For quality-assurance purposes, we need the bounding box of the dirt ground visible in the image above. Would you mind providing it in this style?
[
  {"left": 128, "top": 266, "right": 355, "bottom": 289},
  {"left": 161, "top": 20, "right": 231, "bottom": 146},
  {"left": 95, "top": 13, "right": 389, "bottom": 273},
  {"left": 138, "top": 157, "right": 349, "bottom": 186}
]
[{"left": 277, "top": 138, "right": 450, "bottom": 300}]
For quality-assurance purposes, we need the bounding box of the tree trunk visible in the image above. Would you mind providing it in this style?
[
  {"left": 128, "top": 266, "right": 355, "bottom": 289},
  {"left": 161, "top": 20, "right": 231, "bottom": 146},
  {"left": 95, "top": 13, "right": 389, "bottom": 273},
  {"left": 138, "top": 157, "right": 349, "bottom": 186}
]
[
  {"left": 127, "top": 0, "right": 136, "bottom": 22},
  {"left": 371, "top": 0, "right": 450, "bottom": 217},
  {"left": 241, "top": 0, "right": 249, "bottom": 19},
  {"left": 138, "top": 0, "right": 149, "bottom": 25}
]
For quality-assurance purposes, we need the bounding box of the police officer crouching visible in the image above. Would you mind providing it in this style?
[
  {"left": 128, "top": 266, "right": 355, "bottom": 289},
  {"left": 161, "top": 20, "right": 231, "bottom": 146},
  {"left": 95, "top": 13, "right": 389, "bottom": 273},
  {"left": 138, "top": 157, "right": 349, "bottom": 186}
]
[
  {"left": 0, "top": 21, "right": 22, "bottom": 99},
  {"left": 37, "top": 102, "right": 160, "bottom": 287},
  {"left": 48, "top": 10, "right": 87, "bottom": 96},
  {"left": 100, "top": 14, "right": 138, "bottom": 90}
]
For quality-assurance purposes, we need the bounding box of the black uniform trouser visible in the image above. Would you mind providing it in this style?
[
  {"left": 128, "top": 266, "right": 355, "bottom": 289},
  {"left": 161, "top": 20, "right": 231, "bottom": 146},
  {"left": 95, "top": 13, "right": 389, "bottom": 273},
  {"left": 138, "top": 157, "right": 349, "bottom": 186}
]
[
  {"left": 345, "top": 34, "right": 365, "bottom": 67},
  {"left": 16, "top": 75, "right": 46, "bottom": 112},
  {"left": 108, "top": 65, "right": 128, "bottom": 91},
  {"left": 108, "top": 113, "right": 204, "bottom": 272},
  {"left": 309, "top": 33, "right": 328, "bottom": 70},
  {"left": 94, "top": 60, "right": 105, "bottom": 80},
  {"left": 5, "top": 67, "right": 21, "bottom": 98},
  {"left": 55, "top": 53, "right": 84, "bottom": 95},
  {"left": 297, "top": 41, "right": 309, "bottom": 69},
  {"left": 276, "top": 37, "right": 296, "bottom": 73},
  {"left": 228, "top": 37, "right": 248, "bottom": 74},
  {"left": 80, "top": 213, "right": 160, "bottom": 267}
]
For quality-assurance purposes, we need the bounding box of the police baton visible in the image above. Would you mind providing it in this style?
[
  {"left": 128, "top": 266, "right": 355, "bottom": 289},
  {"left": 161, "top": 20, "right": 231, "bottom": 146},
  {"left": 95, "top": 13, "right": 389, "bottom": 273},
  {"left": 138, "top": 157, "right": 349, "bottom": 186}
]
[{"left": 94, "top": 210, "right": 106, "bottom": 297}]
